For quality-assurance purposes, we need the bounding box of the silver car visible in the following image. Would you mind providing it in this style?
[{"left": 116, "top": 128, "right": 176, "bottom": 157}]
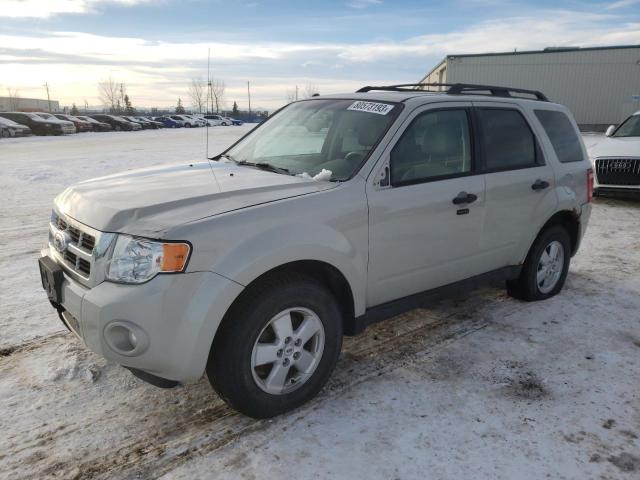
[{"left": 39, "top": 83, "right": 592, "bottom": 418}]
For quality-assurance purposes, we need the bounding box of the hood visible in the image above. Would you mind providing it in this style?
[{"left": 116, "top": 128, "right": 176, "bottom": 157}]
[
  {"left": 588, "top": 136, "right": 640, "bottom": 160},
  {"left": 55, "top": 161, "right": 336, "bottom": 237}
]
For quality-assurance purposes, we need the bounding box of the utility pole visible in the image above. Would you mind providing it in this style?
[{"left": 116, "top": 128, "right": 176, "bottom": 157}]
[
  {"left": 295, "top": 85, "right": 298, "bottom": 101},
  {"left": 247, "top": 81, "right": 252, "bottom": 115},
  {"left": 84, "top": 100, "right": 88, "bottom": 113},
  {"left": 43, "top": 82, "right": 51, "bottom": 112}
]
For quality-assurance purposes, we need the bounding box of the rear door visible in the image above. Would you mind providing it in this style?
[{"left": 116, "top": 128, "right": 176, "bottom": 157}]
[
  {"left": 366, "top": 102, "right": 488, "bottom": 306},
  {"left": 472, "top": 102, "right": 558, "bottom": 267}
]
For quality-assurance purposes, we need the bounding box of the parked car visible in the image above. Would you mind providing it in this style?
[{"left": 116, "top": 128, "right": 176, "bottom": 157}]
[
  {"left": 203, "top": 114, "right": 224, "bottom": 126},
  {"left": 133, "top": 116, "right": 164, "bottom": 129},
  {"left": 122, "top": 116, "right": 150, "bottom": 130},
  {"left": 228, "top": 117, "right": 244, "bottom": 126},
  {"left": 33, "top": 113, "right": 76, "bottom": 134},
  {"left": 90, "top": 114, "right": 141, "bottom": 131},
  {"left": 39, "top": 83, "right": 592, "bottom": 419},
  {"left": 587, "top": 110, "right": 640, "bottom": 195},
  {"left": 170, "top": 115, "right": 198, "bottom": 128},
  {"left": 153, "top": 116, "right": 184, "bottom": 128},
  {"left": 75, "top": 116, "right": 113, "bottom": 132},
  {"left": 184, "top": 115, "right": 207, "bottom": 127},
  {"left": 0, "top": 116, "right": 32, "bottom": 137},
  {"left": 0, "top": 112, "right": 66, "bottom": 135},
  {"left": 54, "top": 114, "right": 93, "bottom": 133}
]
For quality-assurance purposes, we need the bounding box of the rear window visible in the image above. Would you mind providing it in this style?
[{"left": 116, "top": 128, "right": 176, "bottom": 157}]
[{"left": 535, "top": 110, "right": 583, "bottom": 163}]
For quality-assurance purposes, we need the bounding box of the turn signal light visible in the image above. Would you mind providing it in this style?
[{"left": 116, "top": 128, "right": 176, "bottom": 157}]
[{"left": 161, "top": 243, "right": 191, "bottom": 272}]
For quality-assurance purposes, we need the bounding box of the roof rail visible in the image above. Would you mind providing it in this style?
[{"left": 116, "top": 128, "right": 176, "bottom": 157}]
[{"left": 356, "top": 83, "right": 549, "bottom": 102}]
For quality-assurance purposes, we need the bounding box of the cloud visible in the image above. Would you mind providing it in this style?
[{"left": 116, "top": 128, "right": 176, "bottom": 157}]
[
  {"left": 346, "top": 0, "right": 382, "bottom": 9},
  {"left": 0, "top": 0, "right": 152, "bottom": 18},
  {"left": 1, "top": 9, "right": 639, "bottom": 109},
  {"left": 606, "top": 0, "right": 640, "bottom": 9}
]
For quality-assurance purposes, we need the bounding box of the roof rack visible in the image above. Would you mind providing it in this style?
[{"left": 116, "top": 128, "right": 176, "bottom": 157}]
[{"left": 356, "top": 83, "right": 549, "bottom": 102}]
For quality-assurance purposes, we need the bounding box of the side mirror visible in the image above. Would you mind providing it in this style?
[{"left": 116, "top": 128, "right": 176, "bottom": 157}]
[{"left": 605, "top": 125, "right": 615, "bottom": 137}]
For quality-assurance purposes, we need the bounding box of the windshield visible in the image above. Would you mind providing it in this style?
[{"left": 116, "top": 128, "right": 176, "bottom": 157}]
[
  {"left": 37, "top": 113, "right": 54, "bottom": 119},
  {"left": 613, "top": 115, "right": 640, "bottom": 138},
  {"left": 224, "top": 99, "right": 401, "bottom": 180},
  {"left": 0, "top": 117, "right": 19, "bottom": 126}
]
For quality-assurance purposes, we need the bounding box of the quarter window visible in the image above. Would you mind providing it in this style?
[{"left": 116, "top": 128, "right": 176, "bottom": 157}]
[
  {"left": 535, "top": 110, "right": 584, "bottom": 163},
  {"left": 478, "top": 109, "right": 537, "bottom": 171},
  {"left": 390, "top": 109, "right": 472, "bottom": 185}
]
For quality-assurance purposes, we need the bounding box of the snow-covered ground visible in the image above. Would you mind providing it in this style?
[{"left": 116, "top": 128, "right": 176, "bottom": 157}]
[{"left": 1, "top": 129, "right": 639, "bottom": 479}]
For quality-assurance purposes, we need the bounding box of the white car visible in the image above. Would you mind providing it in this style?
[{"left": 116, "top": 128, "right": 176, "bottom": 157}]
[
  {"left": 185, "top": 115, "right": 207, "bottom": 127},
  {"left": 588, "top": 111, "right": 640, "bottom": 195},
  {"left": 202, "top": 114, "right": 226, "bottom": 126}
]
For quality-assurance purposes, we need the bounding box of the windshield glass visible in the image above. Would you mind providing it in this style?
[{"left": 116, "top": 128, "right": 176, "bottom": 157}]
[
  {"left": 225, "top": 99, "right": 401, "bottom": 180},
  {"left": 613, "top": 115, "right": 640, "bottom": 137},
  {"left": 37, "top": 113, "right": 54, "bottom": 119}
]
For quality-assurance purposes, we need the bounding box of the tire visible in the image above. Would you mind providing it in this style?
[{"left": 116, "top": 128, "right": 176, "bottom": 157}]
[
  {"left": 207, "top": 273, "right": 343, "bottom": 418},
  {"left": 506, "top": 225, "right": 571, "bottom": 301},
  {"left": 1, "top": 129, "right": 9, "bottom": 138}
]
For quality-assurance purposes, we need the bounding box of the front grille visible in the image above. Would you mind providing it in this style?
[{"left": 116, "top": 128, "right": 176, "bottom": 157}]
[
  {"left": 51, "top": 212, "right": 97, "bottom": 279},
  {"left": 595, "top": 158, "right": 640, "bottom": 186},
  {"left": 56, "top": 216, "right": 95, "bottom": 254}
]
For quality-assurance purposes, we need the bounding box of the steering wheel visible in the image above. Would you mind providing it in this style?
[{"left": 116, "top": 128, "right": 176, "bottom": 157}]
[{"left": 345, "top": 151, "right": 365, "bottom": 164}]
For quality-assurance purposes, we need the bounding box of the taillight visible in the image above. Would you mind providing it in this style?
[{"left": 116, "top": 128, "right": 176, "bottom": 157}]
[{"left": 587, "top": 169, "right": 594, "bottom": 203}]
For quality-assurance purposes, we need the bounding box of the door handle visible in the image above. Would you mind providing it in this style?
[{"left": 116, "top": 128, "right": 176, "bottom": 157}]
[
  {"left": 452, "top": 192, "right": 478, "bottom": 205},
  {"left": 531, "top": 179, "right": 550, "bottom": 190}
]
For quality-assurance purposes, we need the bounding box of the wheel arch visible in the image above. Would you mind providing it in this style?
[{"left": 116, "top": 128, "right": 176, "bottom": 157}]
[
  {"left": 212, "top": 260, "right": 357, "bottom": 351},
  {"left": 531, "top": 210, "right": 581, "bottom": 257}
]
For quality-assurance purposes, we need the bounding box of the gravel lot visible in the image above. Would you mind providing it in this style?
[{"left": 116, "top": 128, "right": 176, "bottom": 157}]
[{"left": 0, "top": 129, "right": 639, "bottom": 479}]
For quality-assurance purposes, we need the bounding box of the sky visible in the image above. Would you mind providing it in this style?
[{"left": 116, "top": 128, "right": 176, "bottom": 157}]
[{"left": 1, "top": 0, "right": 639, "bottom": 111}]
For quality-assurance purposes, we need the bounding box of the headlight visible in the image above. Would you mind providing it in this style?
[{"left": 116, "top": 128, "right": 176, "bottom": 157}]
[{"left": 106, "top": 235, "right": 191, "bottom": 284}]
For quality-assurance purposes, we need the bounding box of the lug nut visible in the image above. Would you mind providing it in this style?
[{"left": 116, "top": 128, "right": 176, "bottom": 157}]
[
  {"left": 293, "top": 352, "right": 301, "bottom": 360},
  {"left": 277, "top": 349, "right": 283, "bottom": 358},
  {"left": 294, "top": 338, "right": 302, "bottom": 347},
  {"left": 283, "top": 358, "right": 290, "bottom": 366},
  {"left": 284, "top": 337, "right": 292, "bottom": 344}
]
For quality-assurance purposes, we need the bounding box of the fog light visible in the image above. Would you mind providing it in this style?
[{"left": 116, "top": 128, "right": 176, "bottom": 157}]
[{"left": 104, "top": 321, "right": 148, "bottom": 356}]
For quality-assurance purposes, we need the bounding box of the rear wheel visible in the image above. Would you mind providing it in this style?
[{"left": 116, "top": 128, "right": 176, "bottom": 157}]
[
  {"left": 507, "top": 225, "right": 571, "bottom": 301},
  {"left": 207, "top": 274, "right": 343, "bottom": 418}
]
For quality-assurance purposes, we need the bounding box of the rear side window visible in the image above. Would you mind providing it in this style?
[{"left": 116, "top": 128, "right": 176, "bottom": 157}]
[
  {"left": 478, "top": 109, "right": 537, "bottom": 171},
  {"left": 535, "top": 110, "right": 583, "bottom": 163}
]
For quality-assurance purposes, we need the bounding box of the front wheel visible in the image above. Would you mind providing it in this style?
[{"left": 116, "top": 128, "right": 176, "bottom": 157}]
[
  {"left": 507, "top": 225, "right": 571, "bottom": 301},
  {"left": 207, "top": 274, "right": 343, "bottom": 418}
]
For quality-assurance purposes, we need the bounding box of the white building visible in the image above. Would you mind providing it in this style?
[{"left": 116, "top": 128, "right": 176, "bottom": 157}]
[
  {"left": 420, "top": 45, "right": 640, "bottom": 129},
  {"left": 0, "top": 96, "right": 60, "bottom": 112}
]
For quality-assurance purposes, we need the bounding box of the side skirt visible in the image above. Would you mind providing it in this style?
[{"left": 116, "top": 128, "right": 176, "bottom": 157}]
[{"left": 348, "top": 265, "right": 522, "bottom": 336}]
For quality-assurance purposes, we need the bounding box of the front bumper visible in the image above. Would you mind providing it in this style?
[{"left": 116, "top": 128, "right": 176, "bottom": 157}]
[{"left": 43, "top": 253, "right": 244, "bottom": 382}]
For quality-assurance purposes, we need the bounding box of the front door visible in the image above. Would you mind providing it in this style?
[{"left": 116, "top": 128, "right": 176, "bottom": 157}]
[{"left": 366, "top": 103, "right": 487, "bottom": 307}]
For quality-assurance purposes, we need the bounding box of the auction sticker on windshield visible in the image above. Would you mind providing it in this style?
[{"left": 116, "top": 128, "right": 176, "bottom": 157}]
[{"left": 347, "top": 101, "right": 394, "bottom": 115}]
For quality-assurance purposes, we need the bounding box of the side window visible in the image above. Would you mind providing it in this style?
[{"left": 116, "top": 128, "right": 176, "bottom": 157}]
[
  {"left": 478, "top": 108, "right": 537, "bottom": 171},
  {"left": 390, "top": 109, "right": 472, "bottom": 185},
  {"left": 535, "top": 110, "right": 584, "bottom": 163}
]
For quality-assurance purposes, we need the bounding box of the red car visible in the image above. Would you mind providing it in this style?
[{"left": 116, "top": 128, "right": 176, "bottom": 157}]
[{"left": 55, "top": 114, "right": 93, "bottom": 133}]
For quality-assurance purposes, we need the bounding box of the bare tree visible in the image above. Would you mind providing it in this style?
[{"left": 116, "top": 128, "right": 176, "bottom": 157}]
[
  {"left": 210, "top": 79, "right": 226, "bottom": 113},
  {"left": 188, "top": 78, "right": 206, "bottom": 113},
  {"left": 98, "top": 76, "right": 119, "bottom": 112},
  {"left": 6, "top": 88, "right": 20, "bottom": 110},
  {"left": 303, "top": 83, "right": 319, "bottom": 99}
]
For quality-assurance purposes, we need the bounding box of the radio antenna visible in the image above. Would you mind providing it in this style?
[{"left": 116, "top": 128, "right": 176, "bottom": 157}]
[
  {"left": 205, "top": 47, "right": 221, "bottom": 191},
  {"left": 206, "top": 47, "right": 211, "bottom": 159}
]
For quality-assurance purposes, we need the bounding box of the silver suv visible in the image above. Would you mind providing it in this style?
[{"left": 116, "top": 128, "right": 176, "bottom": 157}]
[{"left": 39, "top": 83, "right": 593, "bottom": 418}]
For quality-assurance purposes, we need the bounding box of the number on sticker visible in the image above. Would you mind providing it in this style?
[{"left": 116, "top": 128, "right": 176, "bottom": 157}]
[{"left": 347, "top": 101, "right": 394, "bottom": 116}]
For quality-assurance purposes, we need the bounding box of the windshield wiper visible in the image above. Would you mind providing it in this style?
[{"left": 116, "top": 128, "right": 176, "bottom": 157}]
[
  {"left": 210, "top": 153, "right": 236, "bottom": 162},
  {"left": 237, "top": 161, "right": 291, "bottom": 175}
]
